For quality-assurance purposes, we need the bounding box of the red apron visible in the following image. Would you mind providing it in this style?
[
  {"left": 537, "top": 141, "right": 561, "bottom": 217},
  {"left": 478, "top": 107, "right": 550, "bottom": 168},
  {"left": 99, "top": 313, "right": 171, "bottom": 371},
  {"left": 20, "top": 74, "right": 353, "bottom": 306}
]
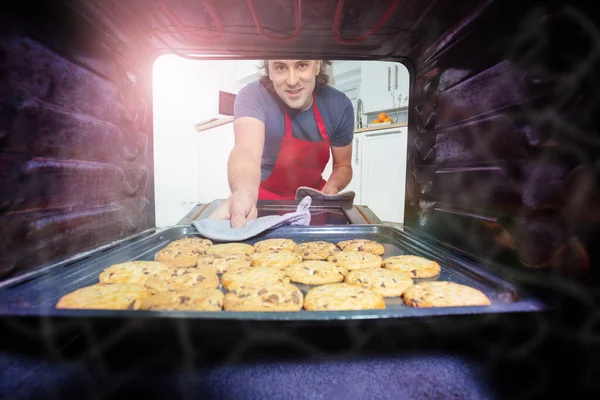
[{"left": 258, "top": 92, "right": 331, "bottom": 200}]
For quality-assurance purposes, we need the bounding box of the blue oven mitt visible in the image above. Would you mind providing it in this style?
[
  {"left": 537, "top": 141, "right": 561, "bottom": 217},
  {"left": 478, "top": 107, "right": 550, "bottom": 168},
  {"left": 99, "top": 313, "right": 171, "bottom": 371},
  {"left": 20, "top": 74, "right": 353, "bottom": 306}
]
[
  {"left": 191, "top": 196, "right": 312, "bottom": 242},
  {"left": 295, "top": 186, "right": 356, "bottom": 203}
]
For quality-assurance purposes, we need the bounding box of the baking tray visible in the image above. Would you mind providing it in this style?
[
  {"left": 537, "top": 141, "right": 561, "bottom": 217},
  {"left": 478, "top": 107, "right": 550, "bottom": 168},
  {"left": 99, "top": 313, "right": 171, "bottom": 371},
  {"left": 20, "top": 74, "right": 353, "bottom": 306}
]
[{"left": 0, "top": 225, "right": 546, "bottom": 320}]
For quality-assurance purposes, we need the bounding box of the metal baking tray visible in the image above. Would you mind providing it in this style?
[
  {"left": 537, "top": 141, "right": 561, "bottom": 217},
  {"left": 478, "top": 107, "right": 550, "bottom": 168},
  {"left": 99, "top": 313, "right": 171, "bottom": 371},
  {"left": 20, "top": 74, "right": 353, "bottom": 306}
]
[{"left": 0, "top": 225, "right": 546, "bottom": 320}]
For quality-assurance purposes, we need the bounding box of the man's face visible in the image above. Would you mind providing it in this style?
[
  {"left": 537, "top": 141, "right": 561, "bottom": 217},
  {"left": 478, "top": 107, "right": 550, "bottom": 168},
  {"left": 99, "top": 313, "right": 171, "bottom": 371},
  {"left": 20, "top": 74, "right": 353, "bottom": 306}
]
[{"left": 268, "top": 60, "right": 321, "bottom": 111}]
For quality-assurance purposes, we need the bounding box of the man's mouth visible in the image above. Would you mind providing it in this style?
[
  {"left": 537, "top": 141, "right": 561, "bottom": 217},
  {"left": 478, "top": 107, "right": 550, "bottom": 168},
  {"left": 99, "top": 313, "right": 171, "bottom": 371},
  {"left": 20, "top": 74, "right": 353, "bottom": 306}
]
[{"left": 286, "top": 88, "right": 303, "bottom": 98}]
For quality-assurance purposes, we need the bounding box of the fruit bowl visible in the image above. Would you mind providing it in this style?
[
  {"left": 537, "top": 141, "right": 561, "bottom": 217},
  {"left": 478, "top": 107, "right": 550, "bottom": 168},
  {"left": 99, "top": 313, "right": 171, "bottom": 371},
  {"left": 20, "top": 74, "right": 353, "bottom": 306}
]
[{"left": 366, "top": 121, "right": 392, "bottom": 128}]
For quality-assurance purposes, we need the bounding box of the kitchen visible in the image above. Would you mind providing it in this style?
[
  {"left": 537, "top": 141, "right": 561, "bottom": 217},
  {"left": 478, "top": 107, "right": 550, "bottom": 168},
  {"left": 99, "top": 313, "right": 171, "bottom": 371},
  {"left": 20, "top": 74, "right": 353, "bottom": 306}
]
[{"left": 152, "top": 57, "right": 410, "bottom": 226}]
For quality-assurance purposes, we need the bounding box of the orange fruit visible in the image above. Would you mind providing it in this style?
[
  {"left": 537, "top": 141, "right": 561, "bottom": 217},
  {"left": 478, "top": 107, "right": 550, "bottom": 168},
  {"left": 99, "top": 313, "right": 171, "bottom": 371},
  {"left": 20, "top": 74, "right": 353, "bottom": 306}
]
[
  {"left": 383, "top": 117, "right": 393, "bottom": 123},
  {"left": 372, "top": 119, "right": 381, "bottom": 124},
  {"left": 378, "top": 112, "right": 388, "bottom": 122}
]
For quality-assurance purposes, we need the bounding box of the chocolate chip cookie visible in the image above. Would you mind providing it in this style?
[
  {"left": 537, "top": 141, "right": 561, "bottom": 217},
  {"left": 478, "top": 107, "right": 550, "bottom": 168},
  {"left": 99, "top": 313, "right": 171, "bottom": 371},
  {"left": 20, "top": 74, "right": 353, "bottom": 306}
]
[
  {"left": 382, "top": 255, "right": 441, "bottom": 278},
  {"left": 253, "top": 238, "right": 297, "bottom": 252},
  {"left": 303, "top": 283, "right": 386, "bottom": 311},
  {"left": 144, "top": 267, "right": 219, "bottom": 293},
  {"left": 402, "top": 281, "right": 491, "bottom": 307},
  {"left": 251, "top": 250, "right": 303, "bottom": 269},
  {"left": 294, "top": 241, "right": 339, "bottom": 260},
  {"left": 336, "top": 239, "right": 385, "bottom": 255},
  {"left": 345, "top": 269, "right": 413, "bottom": 297},
  {"left": 155, "top": 247, "right": 205, "bottom": 268},
  {"left": 221, "top": 266, "right": 290, "bottom": 291},
  {"left": 140, "top": 288, "right": 224, "bottom": 311},
  {"left": 223, "top": 283, "right": 303, "bottom": 312},
  {"left": 98, "top": 261, "right": 171, "bottom": 285},
  {"left": 285, "top": 261, "right": 348, "bottom": 285},
  {"left": 327, "top": 251, "right": 382, "bottom": 270},
  {"left": 56, "top": 283, "right": 152, "bottom": 310},
  {"left": 196, "top": 253, "right": 252, "bottom": 274},
  {"left": 166, "top": 237, "right": 212, "bottom": 252},
  {"left": 206, "top": 243, "right": 255, "bottom": 256}
]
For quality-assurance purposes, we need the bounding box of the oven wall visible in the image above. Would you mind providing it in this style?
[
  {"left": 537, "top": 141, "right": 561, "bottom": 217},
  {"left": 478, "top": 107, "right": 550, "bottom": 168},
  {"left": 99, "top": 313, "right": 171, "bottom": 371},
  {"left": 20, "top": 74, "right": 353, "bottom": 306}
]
[
  {"left": 405, "top": 0, "right": 599, "bottom": 277},
  {"left": 0, "top": 1, "right": 156, "bottom": 278}
]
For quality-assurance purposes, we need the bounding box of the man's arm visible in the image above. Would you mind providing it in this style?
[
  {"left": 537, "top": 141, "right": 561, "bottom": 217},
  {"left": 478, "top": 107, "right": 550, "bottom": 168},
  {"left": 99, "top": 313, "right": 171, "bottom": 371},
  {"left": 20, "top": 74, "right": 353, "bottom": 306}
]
[
  {"left": 323, "top": 89, "right": 355, "bottom": 194},
  {"left": 209, "top": 117, "right": 264, "bottom": 227},
  {"left": 322, "top": 143, "right": 353, "bottom": 194},
  {"left": 228, "top": 117, "right": 265, "bottom": 198}
]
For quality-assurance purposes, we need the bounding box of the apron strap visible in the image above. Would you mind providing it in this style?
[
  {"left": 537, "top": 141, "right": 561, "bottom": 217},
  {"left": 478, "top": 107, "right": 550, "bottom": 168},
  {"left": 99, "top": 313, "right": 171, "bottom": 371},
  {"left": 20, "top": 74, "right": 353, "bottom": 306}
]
[
  {"left": 283, "top": 91, "right": 329, "bottom": 140},
  {"left": 312, "top": 93, "right": 329, "bottom": 140},
  {"left": 284, "top": 105, "right": 293, "bottom": 138}
]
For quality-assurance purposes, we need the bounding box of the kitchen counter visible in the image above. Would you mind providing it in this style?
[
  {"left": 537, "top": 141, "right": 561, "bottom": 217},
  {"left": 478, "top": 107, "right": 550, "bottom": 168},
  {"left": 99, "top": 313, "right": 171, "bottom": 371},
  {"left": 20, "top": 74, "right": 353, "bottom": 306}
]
[{"left": 354, "top": 122, "right": 407, "bottom": 133}]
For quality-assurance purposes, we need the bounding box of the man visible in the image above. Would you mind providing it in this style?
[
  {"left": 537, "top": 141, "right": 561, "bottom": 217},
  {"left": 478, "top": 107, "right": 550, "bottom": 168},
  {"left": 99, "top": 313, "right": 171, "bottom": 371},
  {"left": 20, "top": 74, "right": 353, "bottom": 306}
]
[{"left": 210, "top": 60, "right": 355, "bottom": 227}]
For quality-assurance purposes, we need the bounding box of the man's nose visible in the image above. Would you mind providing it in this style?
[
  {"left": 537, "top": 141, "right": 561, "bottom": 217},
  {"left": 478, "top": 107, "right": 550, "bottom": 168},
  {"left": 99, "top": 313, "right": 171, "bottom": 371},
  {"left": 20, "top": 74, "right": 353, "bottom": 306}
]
[{"left": 286, "top": 69, "right": 299, "bottom": 86}]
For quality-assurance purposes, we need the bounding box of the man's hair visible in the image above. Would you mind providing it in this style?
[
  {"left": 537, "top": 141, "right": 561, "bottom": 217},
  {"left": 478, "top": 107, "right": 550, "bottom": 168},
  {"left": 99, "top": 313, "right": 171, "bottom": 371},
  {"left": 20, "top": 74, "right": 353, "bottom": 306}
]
[{"left": 259, "top": 60, "right": 332, "bottom": 94}]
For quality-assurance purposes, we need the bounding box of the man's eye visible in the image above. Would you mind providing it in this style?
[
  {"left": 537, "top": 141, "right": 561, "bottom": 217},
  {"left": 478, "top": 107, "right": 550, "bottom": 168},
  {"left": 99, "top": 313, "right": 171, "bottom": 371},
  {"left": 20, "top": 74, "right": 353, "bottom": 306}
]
[
  {"left": 275, "top": 66, "right": 286, "bottom": 71},
  {"left": 298, "top": 63, "right": 308, "bottom": 69}
]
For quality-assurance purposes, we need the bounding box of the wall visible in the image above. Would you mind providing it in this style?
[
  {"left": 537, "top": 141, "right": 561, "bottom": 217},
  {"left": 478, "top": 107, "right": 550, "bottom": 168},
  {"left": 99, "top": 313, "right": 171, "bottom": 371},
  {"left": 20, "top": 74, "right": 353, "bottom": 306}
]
[{"left": 153, "top": 55, "right": 236, "bottom": 227}]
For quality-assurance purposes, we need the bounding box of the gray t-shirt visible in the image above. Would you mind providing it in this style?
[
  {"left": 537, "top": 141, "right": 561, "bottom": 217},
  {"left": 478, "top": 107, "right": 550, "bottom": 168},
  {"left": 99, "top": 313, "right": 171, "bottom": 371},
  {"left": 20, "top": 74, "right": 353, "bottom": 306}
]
[{"left": 233, "top": 81, "right": 355, "bottom": 181}]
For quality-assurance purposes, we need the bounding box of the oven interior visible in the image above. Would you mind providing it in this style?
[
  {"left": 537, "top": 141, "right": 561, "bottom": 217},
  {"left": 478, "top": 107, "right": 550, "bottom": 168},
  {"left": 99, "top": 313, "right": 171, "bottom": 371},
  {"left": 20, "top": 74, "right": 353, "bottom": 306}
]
[
  {"left": 1, "top": 0, "right": 599, "bottom": 397},
  {"left": 1, "top": 0, "right": 599, "bottom": 311},
  {"left": 1, "top": 0, "right": 598, "bottom": 296}
]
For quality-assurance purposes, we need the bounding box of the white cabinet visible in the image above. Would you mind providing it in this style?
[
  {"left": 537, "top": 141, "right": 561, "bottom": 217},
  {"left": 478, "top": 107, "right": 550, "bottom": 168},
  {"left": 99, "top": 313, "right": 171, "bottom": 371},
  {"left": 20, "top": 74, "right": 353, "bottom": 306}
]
[
  {"left": 345, "top": 134, "right": 363, "bottom": 203},
  {"left": 392, "top": 63, "right": 410, "bottom": 108},
  {"left": 321, "top": 135, "right": 362, "bottom": 204},
  {"left": 323, "top": 127, "right": 408, "bottom": 224},
  {"left": 360, "top": 61, "right": 396, "bottom": 114},
  {"left": 350, "top": 61, "right": 410, "bottom": 116},
  {"left": 358, "top": 127, "right": 408, "bottom": 223}
]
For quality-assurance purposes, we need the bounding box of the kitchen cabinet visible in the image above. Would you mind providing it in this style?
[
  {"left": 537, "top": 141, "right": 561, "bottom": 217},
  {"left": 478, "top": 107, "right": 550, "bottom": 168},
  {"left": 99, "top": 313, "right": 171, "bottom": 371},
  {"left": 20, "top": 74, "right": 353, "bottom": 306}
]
[
  {"left": 360, "top": 61, "right": 397, "bottom": 114},
  {"left": 334, "top": 60, "right": 409, "bottom": 118},
  {"left": 359, "top": 127, "right": 408, "bottom": 223},
  {"left": 321, "top": 134, "right": 362, "bottom": 204},
  {"left": 345, "top": 134, "right": 363, "bottom": 203},
  {"left": 323, "top": 127, "right": 408, "bottom": 224},
  {"left": 392, "top": 63, "right": 410, "bottom": 108}
]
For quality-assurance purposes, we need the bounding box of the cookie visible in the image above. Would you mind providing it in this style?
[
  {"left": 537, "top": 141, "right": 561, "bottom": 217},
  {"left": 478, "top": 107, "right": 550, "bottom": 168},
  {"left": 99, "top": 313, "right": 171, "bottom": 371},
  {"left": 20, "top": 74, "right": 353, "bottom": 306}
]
[
  {"left": 327, "top": 251, "right": 382, "bottom": 271},
  {"left": 253, "top": 238, "right": 297, "bottom": 252},
  {"left": 223, "top": 283, "right": 303, "bottom": 312},
  {"left": 221, "top": 266, "right": 290, "bottom": 291},
  {"left": 140, "top": 288, "right": 224, "bottom": 311},
  {"left": 303, "top": 283, "right": 386, "bottom": 311},
  {"left": 345, "top": 269, "right": 413, "bottom": 297},
  {"left": 98, "top": 261, "right": 171, "bottom": 285},
  {"left": 337, "top": 239, "right": 385, "bottom": 255},
  {"left": 294, "top": 241, "right": 339, "bottom": 260},
  {"left": 56, "top": 283, "right": 151, "bottom": 310},
  {"left": 206, "top": 243, "right": 255, "bottom": 256},
  {"left": 251, "top": 250, "right": 303, "bottom": 269},
  {"left": 285, "top": 261, "right": 348, "bottom": 285},
  {"left": 402, "top": 281, "right": 491, "bottom": 307},
  {"left": 196, "top": 253, "right": 252, "bottom": 274},
  {"left": 167, "top": 237, "right": 212, "bottom": 251},
  {"left": 144, "top": 267, "right": 219, "bottom": 293},
  {"left": 382, "top": 255, "right": 441, "bottom": 278},
  {"left": 155, "top": 247, "right": 205, "bottom": 268},
  {"left": 166, "top": 237, "right": 212, "bottom": 252}
]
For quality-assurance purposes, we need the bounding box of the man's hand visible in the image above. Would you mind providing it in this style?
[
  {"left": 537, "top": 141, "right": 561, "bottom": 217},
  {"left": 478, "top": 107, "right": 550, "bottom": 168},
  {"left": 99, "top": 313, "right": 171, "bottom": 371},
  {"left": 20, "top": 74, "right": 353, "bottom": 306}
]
[
  {"left": 209, "top": 191, "right": 258, "bottom": 228},
  {"left": 322, "top": 182, "right": 339, "bottom": 195}
]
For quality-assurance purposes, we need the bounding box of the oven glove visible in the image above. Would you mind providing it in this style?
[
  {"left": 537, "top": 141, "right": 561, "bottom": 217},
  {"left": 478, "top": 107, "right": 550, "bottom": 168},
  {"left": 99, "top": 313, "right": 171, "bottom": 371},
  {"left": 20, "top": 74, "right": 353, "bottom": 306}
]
[
  {"left": 295, "top": 186, "right": 356, "bottom": 203},
  {"left": 191, "top": 195, "right": 312, "bottom": 242}
]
